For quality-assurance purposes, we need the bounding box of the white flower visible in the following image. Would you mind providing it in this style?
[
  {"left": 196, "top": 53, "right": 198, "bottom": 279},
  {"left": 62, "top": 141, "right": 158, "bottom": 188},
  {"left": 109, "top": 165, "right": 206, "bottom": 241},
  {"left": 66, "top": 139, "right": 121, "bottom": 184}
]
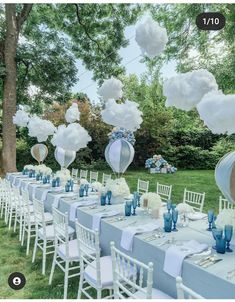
[
  {"left": 176, "top": 203, "right": 194, "bottom": 214},
  {"left": 105, "top": 178, "right": 130, "bottom": 197},
  {"left": 216, "top": 209, "right": 235, "bottom": 229},
  {"left": 91, "top": 181, "right": 103, "bottom": 192},
  {"left": 65, "top": 103, "right": 80, "bottom": 123},
  {"left": 34, "top": 164, "right": 52, "bottom": 175},
  {"left": 55, "top": 169, "right": 71, "bottom": 185},
  {"left": 80, "top": 178, "right": 89, "bottom": 185},
  {"left": 24, "top": 164, "right": 35, "bottom": 170},
  {"left": 140, "top": 192, "right": 162, "bottom": 210}
]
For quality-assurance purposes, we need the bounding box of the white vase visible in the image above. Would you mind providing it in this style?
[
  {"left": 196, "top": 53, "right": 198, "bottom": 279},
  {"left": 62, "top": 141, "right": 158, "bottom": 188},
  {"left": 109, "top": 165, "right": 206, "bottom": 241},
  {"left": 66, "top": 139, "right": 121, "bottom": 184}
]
[
  {"left": 150, "top": 168, "right": 156, "bottom": 174},
  {"left": 111, "top": 195, "right": 124, "bottom": 204}
]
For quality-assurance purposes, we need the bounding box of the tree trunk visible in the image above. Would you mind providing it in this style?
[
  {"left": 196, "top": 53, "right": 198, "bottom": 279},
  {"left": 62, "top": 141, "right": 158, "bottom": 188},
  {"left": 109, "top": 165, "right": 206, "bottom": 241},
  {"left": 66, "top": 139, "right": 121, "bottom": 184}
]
[{"left": 2, "top": 4, "right": 18, "bottom": 173}]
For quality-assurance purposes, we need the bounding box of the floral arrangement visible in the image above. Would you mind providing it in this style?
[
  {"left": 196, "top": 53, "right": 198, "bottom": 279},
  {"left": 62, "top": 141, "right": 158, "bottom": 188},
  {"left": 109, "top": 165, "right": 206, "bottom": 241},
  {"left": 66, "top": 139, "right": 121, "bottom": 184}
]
[
  {"left": 55, "top": 168, "right": 71, "bottom": 185},
  {"left": 80, "top": 178, "right": 89, "bottom": 185},
  {"left": 24, "top": 164, "right": 35, "bottom": 171},
  {"left": 140, "top": 192, "right": 162, "bottom": 210},
  {"left": 91, "top": 181, "right": 103, "bottom": 192},
  {"left": 145, "top": 154, "right": 177, "bottom": 173},
  {"left": 176, "top": 203, "right": 194, "bottom": 214},
  {"left": 216, "top": 209, "right": 235, "bottom": 229},
  {"left": 105, "top": 178, "right": 130, "bottom": 198},
  {"left": 108, "top": 127, "right": 136, "bottom": 145},
  {"left": 34, "top": 164, "right": 52, "bottom": 175}
]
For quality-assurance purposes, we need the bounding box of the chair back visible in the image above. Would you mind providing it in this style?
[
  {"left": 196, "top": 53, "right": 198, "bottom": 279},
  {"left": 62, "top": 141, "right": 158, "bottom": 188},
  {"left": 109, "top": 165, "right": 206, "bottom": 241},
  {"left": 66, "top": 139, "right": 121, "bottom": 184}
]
[
  {"left": 33, "top": 198, "right": 47, "bottom": 234},
  {"left": 183, "top": 189, "right": 205, "bottom": 212},
  {"left": 71, "top": 168, "right": 78, "bottom": 180},
  {"left": 176, "top": 276, "right": 204, "bottom": 299},
  {"left": 219, "top": 196, "right": 235, "bottom": 213},
  {"left": 75, "top": 221, "right": 101, "bottom": 286},
  {"left": 80, "top": 170, "right": 88, "bottom": 179},
  {"left": 156, "top": 182, "right": 172, "bottom": 202},
  {"left": 137, "top": 179, "right": 149, "bottom": 194},
  {"left": 110, "top": 241, "right": 153, "bottom": 299},
  {"left": 90, "top": 171, "right": 99, "bottom": 183},
  {"left": 52, "top": 207, "right": 70, "bottom": 257},
  {"left": 102, "top": 173, "right": 111, "bottom": 185}
]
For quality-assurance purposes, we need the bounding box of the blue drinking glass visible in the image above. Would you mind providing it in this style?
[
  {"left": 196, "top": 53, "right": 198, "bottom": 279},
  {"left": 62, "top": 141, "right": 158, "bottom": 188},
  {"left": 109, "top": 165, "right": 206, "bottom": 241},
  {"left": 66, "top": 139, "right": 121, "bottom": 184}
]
[
  {"left": 163, "top": 212, "right": 172, "bottom": 232},
  {"left": 125, "top": 201, "right": 132, "bottom": 216},
  {"left": 36, "top": 174, "right": 40, "bottom": 181},
  {"left": 29, "top": 171, "right": 33, "bottom": 178},
  {"left": 65, "top": 183, "right": 70, "bottom": 192},
  {"left": 25, "top": 168, "right": 29, "bottom": 175},
  {"left": 212, "top": 228, "right": 223, "bottom": 250},
  {"left": 207, "top": 210, "right": 214, "bottom": 231},
  {"left": 216, "top": 237, "right": 226, "bottom": 254},
  {"left": 167, "top": 201, "right": 172, "bottom": 213},
  {"left": 171, "top": 203, "right": 176, "bottom": 211},
  {"left": 100, "top": 193, "right": 106, "bottom": 206},
  {"left": 107, "top": 190, "right": 112, "bottom": 205},
  {"left": 172, "top": 209, "right": 178, "bottom": 232},
  {"left": 224, "top": 225, "right": 233, "bottom": 252},
  {"left": 42, "top": 176, "right": 47, "bottom": 184},
  {"left": 212, "top": 215, "right": 217, "bottom": 229},
  {"left": 56, "top": 177, "right": 60, "bottom": 187},
  {"left": 46, "top": 175, "right": 50, "bottom": 184},
  {"left": 52, "top": 179, "right": 56, "bottom": 188},
  {"left": 132, "top": 198, "right": 137, "bottom": 215},
  {"left": 84, "top": 184, "right": 89, "bottom": 196},
  {"left": 70, "top": 180, "right": 74, "bottom": 192},
  {"left": 79, "top": 185, "right": 85, "bottom": 197}
]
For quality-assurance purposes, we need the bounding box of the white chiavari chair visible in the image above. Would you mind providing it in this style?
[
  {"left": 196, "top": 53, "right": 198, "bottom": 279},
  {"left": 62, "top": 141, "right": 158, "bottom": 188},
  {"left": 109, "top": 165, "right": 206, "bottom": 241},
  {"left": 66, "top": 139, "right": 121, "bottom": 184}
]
[
  {"left": 71, "top": 168, "right": 78, "bottom": 180},
  {"left": 183, "top": 189, "right": 205, "bottom": 212},
  {"left": 32, "top": 199, "right": 58, "bottom": 274},
  {"left": 7, "top": 186, "right": 21, "bottom": 230},
  {"left": 110, "top": 242, "right": 172, "bottom": 299},
  {"left": 156, "top": 182, "right": 172, "bottom": 202},
  {"left": 0, "top": 179, "right": 11, "bottom": 220},
  {"left": 102, "top": 173, "right": 111, "bottom": 185},
  {"left": 176, "top": 276, "right": 204, "bottom": 299},
  {"left": 80, "top": 169, "right": 88, "bottom": 180},
  {"left": 76, "top": 221, "right": 113, "bottom": 299},
  {"left": 219, "top": 196, "right": 235, "bottom": 213},
  {"left": 49, "top": 208, "right": 77, "bottom": 299},
  {"left": 137, "top": 179, "right": 149, "bottom": 195},
  {"left": 89, "top": 171, "right": 99, "bottom": 183},
  {"left": 21, "top": 195, "right": 53, "bottom": 256}
]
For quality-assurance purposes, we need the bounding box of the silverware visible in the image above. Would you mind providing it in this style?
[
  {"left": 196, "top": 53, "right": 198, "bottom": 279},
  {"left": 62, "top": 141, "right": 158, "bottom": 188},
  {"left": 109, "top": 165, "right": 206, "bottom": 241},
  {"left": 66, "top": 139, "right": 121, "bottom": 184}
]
[
  {"left": 195, "top": 255, "right": 214, "bottom": 266},
  {"left": 202, "top": 258, "right": 222, "bottom": 268}
]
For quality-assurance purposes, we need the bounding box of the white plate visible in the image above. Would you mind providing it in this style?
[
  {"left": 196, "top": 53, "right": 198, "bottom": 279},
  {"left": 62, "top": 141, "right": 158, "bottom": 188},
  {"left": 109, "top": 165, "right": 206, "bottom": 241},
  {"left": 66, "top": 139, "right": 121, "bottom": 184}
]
[{"left": 188, "top": 212, "right": 207, "bottom": 221}]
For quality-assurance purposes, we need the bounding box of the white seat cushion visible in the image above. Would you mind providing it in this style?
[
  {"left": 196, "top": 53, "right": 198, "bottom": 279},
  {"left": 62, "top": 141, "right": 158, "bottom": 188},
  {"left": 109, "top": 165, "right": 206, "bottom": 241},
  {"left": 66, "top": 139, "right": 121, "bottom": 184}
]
[
  {"left": 84, "top": 256, "right": 113, "bottom": 288},
  {"left": 133, "top": 287, "right": 173, "bottom": 299},
  {"left": 38, "top": 225, "right": 74, "bottom": 241},
  {"left": 58, "top": 239, "right": 95, "bottom": 261}
]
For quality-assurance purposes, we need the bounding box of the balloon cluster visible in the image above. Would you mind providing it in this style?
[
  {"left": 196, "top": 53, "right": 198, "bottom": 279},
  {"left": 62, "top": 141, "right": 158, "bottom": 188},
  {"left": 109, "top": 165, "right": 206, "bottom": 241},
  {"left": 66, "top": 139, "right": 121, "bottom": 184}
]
[
  {"left": 65, "top": 102, "right": 80, "bottom": 123},
  {"left": 98, "top": 77, "right": 123, "bottom": 101}
]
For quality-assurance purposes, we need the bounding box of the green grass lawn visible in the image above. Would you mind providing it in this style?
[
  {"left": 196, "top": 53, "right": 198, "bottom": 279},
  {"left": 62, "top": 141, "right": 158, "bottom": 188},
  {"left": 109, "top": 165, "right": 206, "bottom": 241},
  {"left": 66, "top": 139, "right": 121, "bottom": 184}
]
[{"left": 0, "top": 169, "right": 221, "bottom": 298}]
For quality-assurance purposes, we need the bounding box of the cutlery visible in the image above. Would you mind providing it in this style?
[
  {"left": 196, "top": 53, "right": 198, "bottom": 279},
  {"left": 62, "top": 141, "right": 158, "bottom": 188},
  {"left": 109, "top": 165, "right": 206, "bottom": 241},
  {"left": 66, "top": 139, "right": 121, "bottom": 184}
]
[
  {"left": 195, "top": 256, "right": 214, "bottom": 266},
  {"left": 202, "top": 258, "right": 222, "bottom": 268},
  {"left": 156, "top": 239, "right": 172, "bottom": 246}
]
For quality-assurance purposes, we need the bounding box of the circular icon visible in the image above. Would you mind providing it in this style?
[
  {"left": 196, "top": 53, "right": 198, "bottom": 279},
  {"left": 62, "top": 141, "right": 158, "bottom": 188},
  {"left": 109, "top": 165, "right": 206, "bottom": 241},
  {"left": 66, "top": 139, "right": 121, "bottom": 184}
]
[{"left": 8, "top": 272, "right": 26, "bottom": 290}]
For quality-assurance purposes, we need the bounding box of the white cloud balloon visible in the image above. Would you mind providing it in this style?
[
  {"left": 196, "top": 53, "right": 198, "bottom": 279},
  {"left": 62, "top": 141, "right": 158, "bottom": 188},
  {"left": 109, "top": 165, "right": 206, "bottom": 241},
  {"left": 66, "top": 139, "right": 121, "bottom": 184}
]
[
  {"left": 13, "top": 109, "right": 30, "bottom": 127},
  {"left": 163, "top": 69, "right": 218, "bottom": 111},
  {"left": 51, "top": 123, "right": 92, "bottom": 152},
  {"left": 197, "top": 91, "right": 235, "bottom": 135},
  {"left": 98, "top": 77, "right": 123, "bottom": 101},
  {"left": 65, "top": 103, "right": 80, "bottom": 123},
  {"left": 101, "top": 99, "right": 143, "bottom": 132},
  {"left": 135, "top": 14, "right": 168, "bottom": 59},
  {"left": 27, "top": 116, "right": 56, "bottom": 142}
]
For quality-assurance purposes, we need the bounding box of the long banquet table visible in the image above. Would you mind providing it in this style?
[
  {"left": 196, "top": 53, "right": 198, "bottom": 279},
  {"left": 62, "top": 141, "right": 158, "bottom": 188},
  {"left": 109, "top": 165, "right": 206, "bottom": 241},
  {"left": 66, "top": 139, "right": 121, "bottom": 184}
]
[{"left": 7, "top": 173, "right": 235, "bottom": 299}]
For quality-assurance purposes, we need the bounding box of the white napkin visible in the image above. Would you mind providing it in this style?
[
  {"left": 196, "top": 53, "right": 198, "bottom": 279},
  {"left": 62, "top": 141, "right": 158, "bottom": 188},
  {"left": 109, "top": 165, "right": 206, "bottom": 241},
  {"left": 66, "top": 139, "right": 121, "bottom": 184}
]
[
  {"left": 187, "top": 212, "right": 207, "bottom": 220},
  {"left": 121, "top": 222, "right": 159, "bottom": 252},
  {"left": 92, "top": 209, "right": 120, "bottom": 231},
  {"left": 41, "top": 189, "right": 50, "bottom": 202},
  {"left": 163, "top": 240, "right": 208, "bottom": 277},
  {"left": 52, "top": 192, "right": 76, "bottom": 208},
  {"left": 69, "top": 200, "right": 97, "bottom": 221}
]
